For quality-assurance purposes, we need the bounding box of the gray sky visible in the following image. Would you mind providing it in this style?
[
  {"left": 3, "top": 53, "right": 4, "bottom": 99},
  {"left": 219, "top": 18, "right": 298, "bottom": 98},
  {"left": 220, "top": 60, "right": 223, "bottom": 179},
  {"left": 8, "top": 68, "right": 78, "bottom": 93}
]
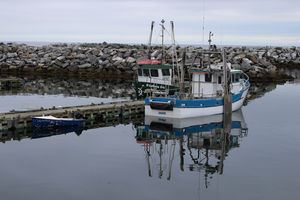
[{"left": 1, "top": 0, "right": 299, "bottom": 46}]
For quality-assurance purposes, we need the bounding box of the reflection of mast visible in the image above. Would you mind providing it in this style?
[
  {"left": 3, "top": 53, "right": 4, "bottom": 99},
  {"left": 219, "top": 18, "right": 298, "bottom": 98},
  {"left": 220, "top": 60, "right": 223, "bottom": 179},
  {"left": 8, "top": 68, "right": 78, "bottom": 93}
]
[
  {"left": 219, "top": 107, "right": 232, "bottom": 174},
  {"left": 205, "top": 148, "right": 209, "bottom": 188},
  {"left": 159, "top": 143, "right": 163, "bottom": 178},
  {"left": 145, "top": 145, "right": 152, "bottom": 177},
  {"left": 179, "top": 137, "right": 185, "bottom": 171},
  {"left": 167, "top": 140, "right": 176, "bottom": 180},
  {"left": 218, "top": 131, "right": 226, "bottom": 174}
]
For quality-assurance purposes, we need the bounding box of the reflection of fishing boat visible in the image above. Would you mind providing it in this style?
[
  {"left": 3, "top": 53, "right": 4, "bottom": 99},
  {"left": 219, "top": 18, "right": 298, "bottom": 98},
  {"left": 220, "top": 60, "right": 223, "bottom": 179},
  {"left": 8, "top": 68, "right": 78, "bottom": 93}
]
[
  {"left": 32, "top": 116, "right": 84, "bottom": 128},
  {"left": 144, "top": 109, "right": 247, "bottom": 137},
  {"left": 32, "top": 126, "right": 84, "bottom": 139},
  {"left": 135, "top": 109, "right": 248, "bottom": 184}
]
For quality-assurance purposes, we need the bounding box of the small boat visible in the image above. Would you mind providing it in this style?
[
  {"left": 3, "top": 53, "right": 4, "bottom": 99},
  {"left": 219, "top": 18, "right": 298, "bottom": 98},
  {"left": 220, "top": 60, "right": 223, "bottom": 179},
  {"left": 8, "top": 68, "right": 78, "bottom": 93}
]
[{"left": 32, "top": 116, "right": 84, "bottom": 128}]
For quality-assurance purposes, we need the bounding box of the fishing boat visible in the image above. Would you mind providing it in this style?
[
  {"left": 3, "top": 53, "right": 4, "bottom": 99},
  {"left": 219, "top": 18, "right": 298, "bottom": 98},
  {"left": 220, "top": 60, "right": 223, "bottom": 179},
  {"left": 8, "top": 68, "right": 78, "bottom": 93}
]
[
  {"left": 32, "top": 116, "right": 84, "bottom": 128},
  {"left": 135, "top": 20, "right": 181, "bottom": 98},
  {"left": 145, "top": 33, "right": 250, "bottom": 118}
]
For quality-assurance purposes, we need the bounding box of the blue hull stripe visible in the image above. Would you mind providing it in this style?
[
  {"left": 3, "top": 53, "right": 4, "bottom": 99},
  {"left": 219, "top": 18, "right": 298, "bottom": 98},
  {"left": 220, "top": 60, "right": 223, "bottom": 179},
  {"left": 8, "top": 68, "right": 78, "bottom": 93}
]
[
  {"left": 145, "top": 80, "right": 250, "bottom": 108},
  {"left": 145, "top": 121, "right": 241, "bottom": 136}
]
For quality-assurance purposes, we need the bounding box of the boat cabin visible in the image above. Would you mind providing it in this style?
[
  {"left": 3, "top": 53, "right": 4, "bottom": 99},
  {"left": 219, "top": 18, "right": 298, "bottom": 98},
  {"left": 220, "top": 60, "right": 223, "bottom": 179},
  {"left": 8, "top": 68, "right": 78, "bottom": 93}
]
[
  {"left": 189, "top": 64, "right": 243, "bottom": 98},
  {"left": 137, "top": 60, "right": 174, "bottom": 86}
]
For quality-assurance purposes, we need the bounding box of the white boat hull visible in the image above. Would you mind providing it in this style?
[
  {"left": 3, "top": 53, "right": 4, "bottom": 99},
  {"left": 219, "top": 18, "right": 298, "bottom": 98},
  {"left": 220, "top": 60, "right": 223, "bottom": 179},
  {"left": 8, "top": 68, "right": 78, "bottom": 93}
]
[{"left": 145, "top": 88, "right": 248, "bottom": 118}]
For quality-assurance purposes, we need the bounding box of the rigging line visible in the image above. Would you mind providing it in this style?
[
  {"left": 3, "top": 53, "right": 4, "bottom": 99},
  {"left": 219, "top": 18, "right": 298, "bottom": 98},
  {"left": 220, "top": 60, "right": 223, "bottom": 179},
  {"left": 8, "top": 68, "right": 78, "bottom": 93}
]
[{"left": 165, "top": 29, "right": 181, "bottom": 46}]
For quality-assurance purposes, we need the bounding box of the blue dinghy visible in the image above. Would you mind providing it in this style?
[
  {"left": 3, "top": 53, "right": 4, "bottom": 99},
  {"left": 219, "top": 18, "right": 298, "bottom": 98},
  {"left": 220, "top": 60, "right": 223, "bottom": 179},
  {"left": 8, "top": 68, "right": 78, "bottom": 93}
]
[{"left": 32, "top": 116, "right": 84, "bottom": 128}]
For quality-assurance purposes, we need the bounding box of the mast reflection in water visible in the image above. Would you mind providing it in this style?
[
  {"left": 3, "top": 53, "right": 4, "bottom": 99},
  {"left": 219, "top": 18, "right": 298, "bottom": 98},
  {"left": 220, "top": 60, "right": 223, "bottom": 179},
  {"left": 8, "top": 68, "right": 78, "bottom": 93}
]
[{"left": 135, "top": 110, "right": 248, "bottom": 187}]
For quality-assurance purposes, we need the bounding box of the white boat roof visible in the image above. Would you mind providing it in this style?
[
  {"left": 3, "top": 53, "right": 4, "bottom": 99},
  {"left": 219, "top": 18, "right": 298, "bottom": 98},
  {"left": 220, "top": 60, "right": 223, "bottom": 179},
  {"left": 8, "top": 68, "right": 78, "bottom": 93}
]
[
  {"left": 189, "top": 68, "right": 242, "bottom": 74},
  {"left": 189, "top": 62, "right": 242, "bottom": 74},
  {"left": 33, "top": 116, "right": 77, "bottom": 121}
]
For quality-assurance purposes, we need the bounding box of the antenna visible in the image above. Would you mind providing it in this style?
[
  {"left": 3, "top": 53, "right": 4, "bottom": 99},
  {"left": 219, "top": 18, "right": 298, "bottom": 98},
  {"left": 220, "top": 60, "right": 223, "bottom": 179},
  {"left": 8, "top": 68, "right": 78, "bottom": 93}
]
[
  {"left": 202, "top": 0, "right": 206, "bottom": 47},
  {"left": 208, "top": 31, "right": 213, "bottom": 49}
]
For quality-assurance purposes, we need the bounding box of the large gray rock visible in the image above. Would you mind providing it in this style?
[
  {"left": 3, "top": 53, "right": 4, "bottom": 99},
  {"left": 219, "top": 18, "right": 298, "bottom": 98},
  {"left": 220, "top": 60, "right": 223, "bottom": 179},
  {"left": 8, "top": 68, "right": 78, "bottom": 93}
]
[
  {"left": 112, "top": 56, "right": 123, "bottom": 62},
  {"left": 78, "top": 63, "right": 92, "bottom": 69},
  {"left": 76, "top": 54, "right": 87, "bottom": 59},
  {"left": 126, "top": 57, "right": 136, "bottom": 63},
  {"left": 7, "top": 52, "right": 17, "bottom": 58},
  {"left": 56, "top": 56, "right": 65, "bottom": 61},
  {"left": 241, "top": 58, "right": 252, "bottom": 71}
]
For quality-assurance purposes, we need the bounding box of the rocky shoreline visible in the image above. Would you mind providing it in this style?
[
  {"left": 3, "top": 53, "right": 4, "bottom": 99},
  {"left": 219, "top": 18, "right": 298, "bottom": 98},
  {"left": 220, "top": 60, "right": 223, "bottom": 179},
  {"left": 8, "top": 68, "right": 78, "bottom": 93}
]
[{"left": 0, "top": 42, "right": 299, "bottom": 81}]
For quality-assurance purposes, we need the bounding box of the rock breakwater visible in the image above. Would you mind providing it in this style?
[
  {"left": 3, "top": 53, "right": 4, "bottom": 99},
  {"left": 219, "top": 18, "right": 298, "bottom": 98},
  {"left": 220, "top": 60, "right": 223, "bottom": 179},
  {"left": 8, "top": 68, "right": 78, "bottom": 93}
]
[{"left": 0, "top": 42, "right": 299, "bottom": 81}]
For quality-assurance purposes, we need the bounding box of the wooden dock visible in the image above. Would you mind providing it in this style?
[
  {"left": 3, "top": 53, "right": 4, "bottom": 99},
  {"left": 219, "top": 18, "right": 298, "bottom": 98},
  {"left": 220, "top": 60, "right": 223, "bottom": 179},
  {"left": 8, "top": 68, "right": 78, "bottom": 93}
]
[
  {"left": 0, "top": 111, "right": 144, "bottom": 143},
  {"left": 0, "top": 100, "right": 145, "bottom": 131}
]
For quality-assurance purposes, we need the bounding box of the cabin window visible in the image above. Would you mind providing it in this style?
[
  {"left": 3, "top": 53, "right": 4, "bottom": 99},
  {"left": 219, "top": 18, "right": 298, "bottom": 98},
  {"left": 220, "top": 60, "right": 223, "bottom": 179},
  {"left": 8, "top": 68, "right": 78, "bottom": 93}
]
[
  {"left": 162, "top": 69, "right": 170, "bottom": 76},
  {"left": 138, "top": 69, "right": 142, "bottom": 76},
  {"left": 143, "top": 69, "right": 150, "bottom": 76},
  {"left": 205, "top": 73, "right": 212, "bottom": 82},
  {"left": 150, "top": 69, "right": 159, "bottom": 77},
  {"left": 232, "top": 73, "right": 240, "bottom": 82},
  {"left": 235, "top": 73, "right": 240, "bottom": 82},
  {"left": 218, "top": 76, "right": 222, "bottom": 84}
]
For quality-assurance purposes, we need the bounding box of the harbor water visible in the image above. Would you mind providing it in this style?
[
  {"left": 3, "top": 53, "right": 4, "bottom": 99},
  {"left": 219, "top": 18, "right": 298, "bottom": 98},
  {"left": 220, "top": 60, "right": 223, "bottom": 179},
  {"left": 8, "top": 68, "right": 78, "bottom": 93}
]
[{"left": 0, "top": 75, "right": 299, "bottom": 200}]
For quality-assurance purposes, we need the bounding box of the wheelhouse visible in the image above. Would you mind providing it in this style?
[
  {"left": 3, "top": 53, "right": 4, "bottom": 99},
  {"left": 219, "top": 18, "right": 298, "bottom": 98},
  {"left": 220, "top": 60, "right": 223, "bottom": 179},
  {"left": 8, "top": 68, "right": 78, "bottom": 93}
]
[
  {"left": 189, "top": 67, "right": 243, "bottom": 98},
  {"left": 137, "top": 64, "right": 173, "bottom": 86}
]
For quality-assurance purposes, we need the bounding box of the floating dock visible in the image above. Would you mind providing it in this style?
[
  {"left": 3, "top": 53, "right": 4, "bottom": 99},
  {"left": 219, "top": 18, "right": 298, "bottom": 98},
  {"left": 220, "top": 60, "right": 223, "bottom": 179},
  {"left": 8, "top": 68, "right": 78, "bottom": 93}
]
[
  {"left": 0, "top": 100, "right": 144, "bottom": 131},
  {"left": 0, "top": 111, "right": 144, "bottom": 143}
]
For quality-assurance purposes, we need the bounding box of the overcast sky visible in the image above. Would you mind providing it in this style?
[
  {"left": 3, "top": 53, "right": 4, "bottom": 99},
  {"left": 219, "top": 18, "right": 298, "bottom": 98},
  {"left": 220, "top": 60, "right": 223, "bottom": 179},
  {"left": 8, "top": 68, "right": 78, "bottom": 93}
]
[{"left": 1, "top": 0, "right": 299, "bottom": 46}]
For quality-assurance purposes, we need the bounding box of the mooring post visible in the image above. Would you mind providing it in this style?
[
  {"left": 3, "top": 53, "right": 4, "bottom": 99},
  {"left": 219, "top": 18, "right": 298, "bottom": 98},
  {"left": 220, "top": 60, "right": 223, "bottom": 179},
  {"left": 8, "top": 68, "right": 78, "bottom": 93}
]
[{"left": 222, "top": 48, "right": 232, "bottom": 133}]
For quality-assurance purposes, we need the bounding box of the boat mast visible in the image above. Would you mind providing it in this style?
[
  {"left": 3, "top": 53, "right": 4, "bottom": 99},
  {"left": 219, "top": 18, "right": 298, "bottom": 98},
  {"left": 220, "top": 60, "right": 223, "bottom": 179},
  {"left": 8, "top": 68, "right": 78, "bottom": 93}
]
[
  {"left": 160, "top": 19, "right": 165, "bottom": 65},
  {"left": 170, "top": 21, "right": 179, "bottom": 84},
  {"left": 147, "top": 21, "right": 155, "bottom": 59},
  {"left": 180, "top": 48, "right": 186, "bottom": 99},
  {"left": 208, "top": 31, "right": 213, "bottom": 69}
]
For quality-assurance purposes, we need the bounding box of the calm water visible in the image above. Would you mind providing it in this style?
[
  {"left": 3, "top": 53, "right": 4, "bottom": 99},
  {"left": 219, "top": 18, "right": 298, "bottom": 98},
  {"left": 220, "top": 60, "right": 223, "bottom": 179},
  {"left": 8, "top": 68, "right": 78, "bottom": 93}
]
[{"left": 0, "top": 79, "right": 299, "bottom": 199}]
